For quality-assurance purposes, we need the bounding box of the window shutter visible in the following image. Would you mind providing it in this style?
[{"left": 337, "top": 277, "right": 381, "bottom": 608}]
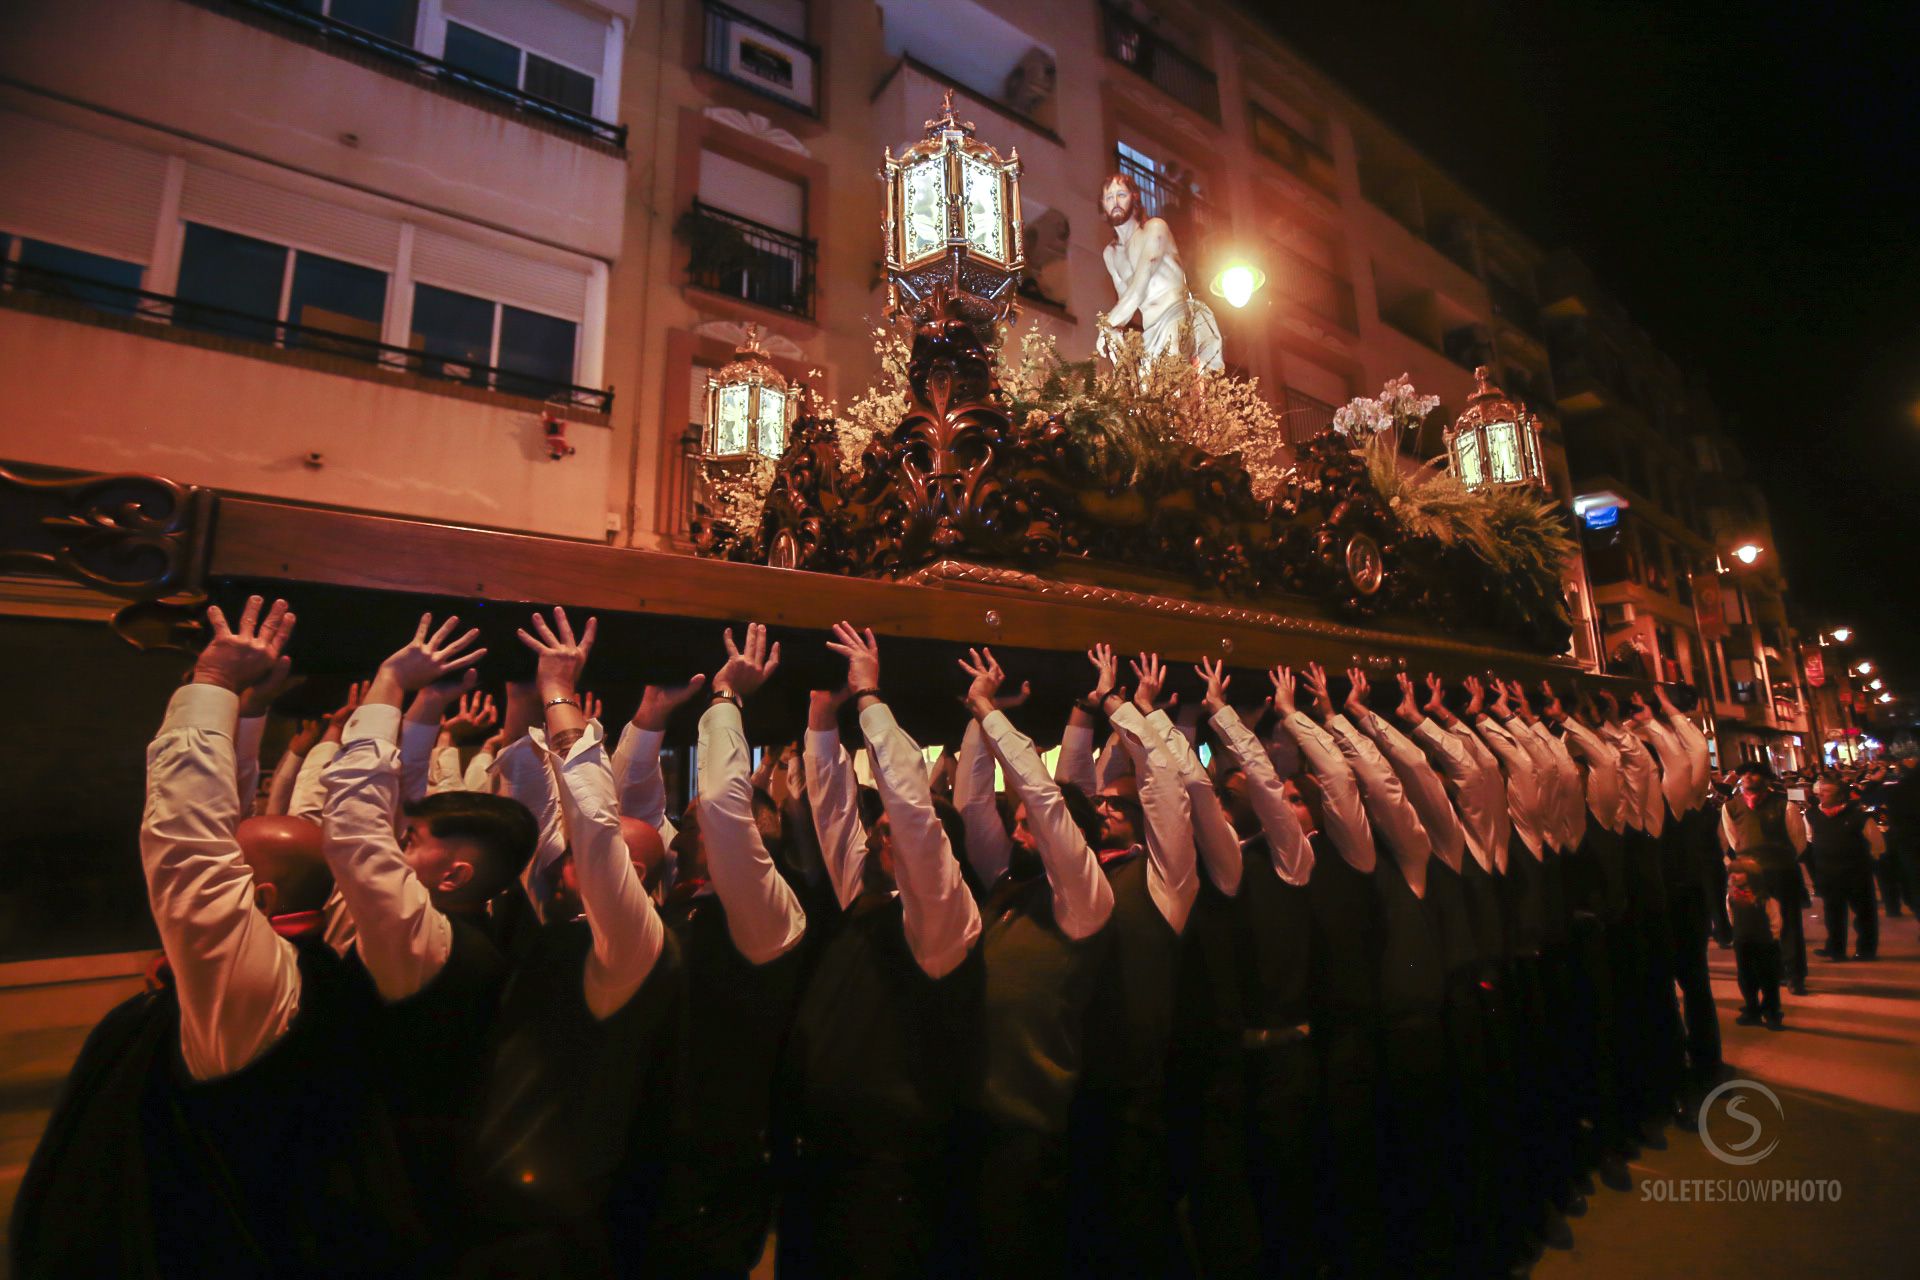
[
  {"left": 697, "top": 149, "right": 805, "bottom": 236},
  {"left": 444, "top": 0, "right": 605, "bottom": 74},
  {"left": 180, "top": 166, "right": 401, "bottom": 269},
  {"left": 0, "top": 112, "right": 168, "bottom": 262},
  {"left": 411, "top": 228, "right": 589, "bottom": 320}
]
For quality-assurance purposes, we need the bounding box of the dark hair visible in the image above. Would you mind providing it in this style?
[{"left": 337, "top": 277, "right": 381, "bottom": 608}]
[
  {"left": 404, "top": 792, "right": 537, "bottom": 904},
  {"left": 1667, "top": 682, "right": 1700, "bottom": 712},
  {"left": 1056, "top": 782, "right": 1108, "bottom": 851},
  {"left": 856, "top": 785, "right": 885, "bottom": 831}
]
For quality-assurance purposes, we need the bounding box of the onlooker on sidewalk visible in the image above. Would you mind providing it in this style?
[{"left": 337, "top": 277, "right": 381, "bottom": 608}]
[
  {"left": 1797, "top": 774, "right": 1881, "bottom": 961},
  {"left": 1722, "top": 765, "right": 1809, "bottom": 995}
]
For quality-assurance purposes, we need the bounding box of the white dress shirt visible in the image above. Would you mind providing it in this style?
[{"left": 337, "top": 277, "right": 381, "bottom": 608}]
[
  {"left": 1276, "top": 711, "right": 1376, "bottom": 873},
  {"left": 321, "top": 703, "right": 453, "bottom": 1003},
  {"left": 492, "top": 734, "right": 570, "bottom": 917},
  {"left": 1352, "top": 707, "right": 1467, "bottom": 874},
  {"left": 1509, "top": 721, "right": 1569, "bottom": 853},
  {"left": 426, "top": 743, "right": 465, "bottom": 795},
  {"left": 1666, "top": 713, "right": 1713, "bottom": 811},
  {"left": 289, "top": 739, "right": 340, "bottom": 823},
  {"left": 235, "top": 714, "right": 266, "bottom": 817},
  {"left": 1633, "top": 715, "right": 1693, "bottom": 824},
  {"left": 1056, "top": 721, "right": 1099, "bottom": 795},
  {"left": 1558, "top": 717, "right": 1625, "bottom": 834},
  {"left": 1448, "top": 721, "right": 1513, "bottom": 871},
  {"left": 611, "top": 721, "right": 679, "bottom": 843},
  {"left": 975, "top": 710, "right": 1115, "bottom": 940},
  {"left": 264, "top": 744, "right": 302, "bottom": 817},
  {"left": 1209, "top": 707, "right": 1314, "bottom": 886},
  {"left": 398, "top": 717, "right": 442, "bottom": 807},
  {"left": 1603, "top": 722, "right": 1663, "bottom": 837},
  {"left": 142, "top": 684, "right": 302, "bottom": 1082},
  {"left": 1107, "top": 703, "right": 1200, "bottom": 933},
  {"left": 1474, "top": 714, "right": 1548, "bottom": 859},
  {"left": 1325, "top": 713, "right": 1432, "bottom": 896},
  {"left": 462, "top": 749, "right": 495, "bottom": 794},
  {"left": 1148, "top": 708, "right": 1243, "bottom": 897},
  {"left": 859, "top": 701, "right": 983, "bottom": 979},
  {"left": 534, "top": 720, "right": 668, "bottom": 1018},
  {"left": 1526, "top": 721, "right": 1587, "bottom": 852},
  {"left": 955, "top": 718, "right": 1014, "bottom": 890},
  {"left": 695, "top": 702, "right": 808, "bottom": 965},
  {"left": 803, "top": 724, "right": 870, "bottom": 912},
  {"left": 1411, "top": 718, "right": 1503, "bottom": 875}
]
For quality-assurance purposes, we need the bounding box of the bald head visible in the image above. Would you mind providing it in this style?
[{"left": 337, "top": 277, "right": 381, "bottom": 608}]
[
  {"left": 236, "top": 815, "right": 332, "bottom": 916},
  {"left": 621, "top": 818, "right": 668, "bottom": 892}
]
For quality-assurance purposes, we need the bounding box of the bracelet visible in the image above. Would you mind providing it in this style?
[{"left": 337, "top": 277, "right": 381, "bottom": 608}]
[
  {"left": 544, "top": 696, "right": 579, "bottom": 710},
  {"left": 1073, "top": 696, "right": 1101, "bottom": 715},
  {"left": 848, "top": 687, "right": 882, "bottom": 703},
  {"left": 712, "top": 688, "right": 742, "bottom": 707}
]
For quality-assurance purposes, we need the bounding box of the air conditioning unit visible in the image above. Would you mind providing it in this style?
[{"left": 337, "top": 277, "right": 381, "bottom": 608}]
[{"left": 1003, "top": 47, "right": 1057, "bottom": 117}]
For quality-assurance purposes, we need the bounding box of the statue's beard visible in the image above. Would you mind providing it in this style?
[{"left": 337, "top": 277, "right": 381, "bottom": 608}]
[{"left": 1106, "top": 201, "right": 1135, "bottom": 227}]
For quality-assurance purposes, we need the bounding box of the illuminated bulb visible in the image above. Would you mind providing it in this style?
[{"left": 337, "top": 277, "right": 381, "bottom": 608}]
[
  {"left": 1732, "top": 543, "right": 1762, "bottom": 565},
  {"left": 1879, "top": 693, "right": 1894, "bottom": 704},
  {"left": 1832, "top": 627, "right": 1853, "bottom": 642},
  {"left": 1209, "top": 262, "right": 1266, "bottom": 309},
  {"left": 1857, "top": 661, "right": 1875, "bottom": 676},
  {"left": 1870, "top": 679, "right": 1884, "bottom": 690}
]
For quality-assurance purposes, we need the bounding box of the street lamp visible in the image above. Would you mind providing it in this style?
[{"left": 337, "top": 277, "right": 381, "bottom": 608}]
[
  {"left": 882, "top": 89, "right": 1024, "bottom": 324},
  {"left": 1854, "top": 661, "right": 1875, "bottom": 677},
  {"left": 1870, "top": 678, "right": 1884, "bottom": 691},
  {"left": 1445, "top": 366, "right": 1547, "bottom": 491},
  {"left": 702, "top": 324, "right": 793, "bottom": 461},
  {"left": 1209, "top": 261, "right": 1267, "bottom": 309},
  {"left": 1732, "top": 542, "right": 1762, "bottom": 565},
  {"left": 1831, "top": 626, "right": 1853, "bottom": 643},
  {"left": 1879, "top": 693, "right": 1895, "bottom": 704}
]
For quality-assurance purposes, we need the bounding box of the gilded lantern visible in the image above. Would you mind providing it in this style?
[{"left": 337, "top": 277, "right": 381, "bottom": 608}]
[
  {"left": 703, "top": 325, "right": 793, "bottom": 460},
  {"left": 882, "top": 90, "right": 1025, "bottom": 322},
  {"left": 1446, "top": 365, "right": 1545, "bottom": 491}
]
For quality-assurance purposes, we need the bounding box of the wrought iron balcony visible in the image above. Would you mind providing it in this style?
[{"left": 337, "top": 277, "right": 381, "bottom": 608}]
[
  {"left": 681, "top": 200, "right": 818, "bottom": 320},
  {"left": 701, "top": 0, "right": 822, "bottom": 116},
  {"left": 204, "top": 0, "right": 626, "bottom": 146},
  {"left": 1100, "top": 3, "right": 1220, "bottom": 123},
  {"left": 1281, "top": 388, "right": 1338, "bottom": 445},
  {"left": 1248, "top": 104, "right": 1339, "bottom": 197},
  {"left": 1114, "top": 151, "right": 1219, "bottom": 263},
  {"left": 0, "top": 259, "right": 613, "bottom": 411}
]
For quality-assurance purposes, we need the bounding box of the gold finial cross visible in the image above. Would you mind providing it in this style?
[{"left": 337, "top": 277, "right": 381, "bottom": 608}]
[{"left": 924, "top": 89, "right": 975, "bottom": 135}]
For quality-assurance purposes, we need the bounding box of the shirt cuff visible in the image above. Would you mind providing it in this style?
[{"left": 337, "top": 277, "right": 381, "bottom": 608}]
[
  {"left": 343, "top": 702, "right": 403, "bottom": 748},
  {"left": 856, "top": 700, "right": 907, "bottom": 749},
  {"left": 401, "top": 718, "right": 440, "bottom": 754},
  {"left": 162, "top": 682, "right": 240, "bottom": 735},
  {"left": 701, "top": 700, "right": 743, "bottom": 736},
  {"left": 530, "top": 719, "right": 606, "bottom": 764},
  {"left": 805, "top": 726, "right": 843, "bottom": 762}
]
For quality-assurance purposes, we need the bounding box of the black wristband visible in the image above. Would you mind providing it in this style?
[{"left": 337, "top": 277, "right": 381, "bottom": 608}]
[
  {"left": 1074, "top": 696, "right": 1101, "bottom": 716},
  {"left": 849, "top": 687, "right": 882, "bottom": 703},
  {"left": 712, "top": 688, "right": 742, "bottom": 708}
]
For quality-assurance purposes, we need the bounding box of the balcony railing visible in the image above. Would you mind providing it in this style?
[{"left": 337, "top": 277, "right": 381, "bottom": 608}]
[
  {"left": 0, "top": 259, "right": 613, "bottom": 412},
  {"left": 1270, "top": 244, "right": 1357, "bottom": 333},
  {"left": 702, "top": 0, "right": 822, "bottom": 116},
  {"left": 206, "top": 0, "right": 626, "bottom": 145},
  {"left": 1114, "top": 151, "right": 1218, "bottom": 262},
  {"left": 1100, "top": 3, "right": 1220, "bottom": 123},
  {"left": 682, "top": 201, "right": 818, "bottom": 320},
  {"left": 1281, "top": 388, "right": 1338, "bottom": 445}
]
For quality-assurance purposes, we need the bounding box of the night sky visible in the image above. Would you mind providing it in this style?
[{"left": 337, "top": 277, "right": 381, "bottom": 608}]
[{"left": 1260, "top": 1, "right": 1920, "bottom": 707}]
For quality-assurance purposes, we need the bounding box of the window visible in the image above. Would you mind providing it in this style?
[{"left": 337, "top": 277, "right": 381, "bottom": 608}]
[
  {"left": 2, "top": 234, "right": 144, "bottom": 315},
  {"left": 411, "top": 282, "right": 577, "bottom": 396},
  {"left": 293, "top": 0, "right": 420, "bottom": 45},
  {"left": 443, "top": 21, "right": 596, "bottom": 115},
  {"left": 687, "top": 150, "right": 815, "bottom": 317},
  {"left": 174, "top": 223, "right": 388, "bottom": 353}
]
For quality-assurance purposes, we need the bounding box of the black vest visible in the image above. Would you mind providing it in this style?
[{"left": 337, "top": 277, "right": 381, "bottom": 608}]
[
  {"left": 977, "top": 873, "right": 1110, "bottom": 1134},
  {"left": 661, "top": 892, "right": 804, "bottom": 1170},
  {"left": 1805, "top": 803, "right": 1872, "bottom": 885},
  {"left": 786, "top": 892, "right": 983, "bottom": 1159},
  {"left": 1232, "top": 837, "right": 1316, "bottom": 1030},
  {"left": 1307, "top": 832, "right": 1382, "bottom": 1022},
  {"left": 1082, "top": 850, "right": 1183, "bottom": 1111},
  {"left": 1422, "top": 857, "right": 1481, "bottom": 980},
  {"left": 1375, "top": 852, "right": 1446, "bottom": 1026},
  {"left": 1502, "top": 832, "right": 1547, "bottom": 957},
  {"left": 1538, "top": 845, "right": 1572, "bottom": 949},
  {"left": 1456, "top": 848, "right": 1508, "bottom": 965},
  {"left": 13, "top": 937, "right": 424, "bottom": 1279},
  {"left": 467, "top": 920, "right": 686, "bottom": 1228}
]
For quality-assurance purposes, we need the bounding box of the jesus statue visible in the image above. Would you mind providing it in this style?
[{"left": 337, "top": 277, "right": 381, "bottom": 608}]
[{"left": 1096, "top": 171, "right": 1224, "bottom": 372}]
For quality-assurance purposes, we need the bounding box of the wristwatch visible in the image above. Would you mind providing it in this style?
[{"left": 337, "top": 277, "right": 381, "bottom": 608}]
[{"left": 712, "top": 688, "right": 742, "bottom": 707}]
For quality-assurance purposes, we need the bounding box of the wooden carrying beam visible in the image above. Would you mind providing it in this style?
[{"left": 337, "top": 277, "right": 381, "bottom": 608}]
[{"left": 209, "top": 497, "right": 1592, "bottom": 682}]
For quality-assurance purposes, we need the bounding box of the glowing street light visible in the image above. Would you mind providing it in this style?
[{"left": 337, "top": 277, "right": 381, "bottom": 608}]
[
  {"left": 1871, "top": 678, "right": 1885, "bottom": 691},
  {"left": 1831, "top": 626, "right": 1853, "bottom": 643},
  {"left": 1731, "top": 542, "right": 1763, "bottom": 565},
  {"left": 1209, "top": 261, "right": 1267, "bottom": 309},
  {"left": 1879, "top": 693, "right": 1895, "bottom": 704},
  {"left": 1855, "top": 661, "right": 1875, "bottom": 676}
]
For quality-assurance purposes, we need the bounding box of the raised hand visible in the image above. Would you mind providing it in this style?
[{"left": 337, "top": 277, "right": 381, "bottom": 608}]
[
  {"left": 1598, "top": 690, "right": 1621, "bottom": 724},
  {"left": 1345, "top": 667, "right": 1370, "bottom": 718},
  {"left": 714, "top": 623, "right": 782, "bottom": 700},
  {"left": 194, "top": 596, "right": 296, "bottom": 694},
  {"left": 825, "top": 621, "right": 882, "bottom": 697},
  {"left": 517, "top": 606, "right": 597, "bottom": 702},
  {"left": 287, "top": 718, "right": 326, "bottom": 757},
  {"left": 1537, "top": 680, "right": 1565, "bottom": 721},
  {"left": 444, "top": 690, "right": 499, "bottom": 741},
  {"left": 1131, "top": 652, "right": 1169, "bottom": 715},
  {"left": 634, "top": 676, "right": 707, "bottom": 731},
  {"left": 1508, "top": 679, "right": 1534, "bottom": 721},
  {"left": 1488, "top": 676, "right": 1512, "bottom": 719},
  {"left": 1423, "top": 673, "right": 1451, "bottom": 722},
  {"left": 1302, "top": 663, "right": 1334, "bottom": 721},
  {"left": 381, "top": 613, "right": 486, "bottom": 693},
  {"left": 994, "top": 680, "right": 1034, "bottom": 710},
  {"left": 580, "top": 691, "right": 603, "bottom": 723},
  {"left": 1653, "top": 684, "right": 1677, "bottom": 715},
  {"left": 958, "top": 646, "right": 1007, "bottom": 717},
  {"left": 1195, "top": 656, "right": 1232, "bottom": 715},
  {"left": 1269, "top": 665, "right": 1298, "bottom": 717},
  {"left": 1395, "top": 672, "right": 1424, "bottom": 725},
  {"left": 1087, "top": 643, "right": 1120, "bottom": 705},
  {"left": 238, "top": 654, "right": 300, "bottom": 719},
  {"left": 1628, "top": 690, "right": 1653, "bottom": 722},
  {"left": 1463, "top": 674, "right": 1486, "bottom": 718}
]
